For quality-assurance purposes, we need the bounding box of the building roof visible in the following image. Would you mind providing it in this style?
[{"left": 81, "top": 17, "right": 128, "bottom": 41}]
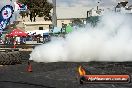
[{"left": 23, "top": 21, "right": 52, "bottom": 25}]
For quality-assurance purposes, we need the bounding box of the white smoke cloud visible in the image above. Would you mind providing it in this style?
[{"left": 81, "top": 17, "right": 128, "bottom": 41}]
[{"left": 30, "top": 13, "right": 132, "bottom": 62}]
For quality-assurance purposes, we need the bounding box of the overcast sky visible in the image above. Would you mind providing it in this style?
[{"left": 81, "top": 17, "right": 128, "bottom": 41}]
[
  {"left": 48, "top": 0, "right": 132, "bottom": 7},
  {"left": 0, "top": 0, "right": 16, "bottom": 9},
  {"left": 0, "top": 0, "right": 132, "bottom": 8}
]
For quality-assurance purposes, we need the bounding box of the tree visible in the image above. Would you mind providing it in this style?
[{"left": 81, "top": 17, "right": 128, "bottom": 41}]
[
  {"left": 18, "top": 0, "right": 53, "bottom": 22},
  {"left": 86, "top": 16, "right": 99, "bottom": 27},
  {"left": 72, "top": 18, "right": 84, "bottom": 27}
]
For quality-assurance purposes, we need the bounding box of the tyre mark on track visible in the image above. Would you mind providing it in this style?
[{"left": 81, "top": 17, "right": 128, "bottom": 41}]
[{"left": 0, "top": 81, "right": 55, "bottom": 88}]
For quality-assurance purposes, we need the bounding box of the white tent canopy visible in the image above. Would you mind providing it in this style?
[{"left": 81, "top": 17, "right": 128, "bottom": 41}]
[{"left": 26, "top": 29, "right": 49, "bottom": 36}]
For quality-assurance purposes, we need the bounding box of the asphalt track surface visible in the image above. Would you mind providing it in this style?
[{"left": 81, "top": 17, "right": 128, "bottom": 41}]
[{"left": 0, "top": 61, "right": 132, "bottom": 88}]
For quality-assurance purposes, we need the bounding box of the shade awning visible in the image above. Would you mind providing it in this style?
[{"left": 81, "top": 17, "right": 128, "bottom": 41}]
[{"left": 7, "top": 28, "right": 28, "bottom": 37}]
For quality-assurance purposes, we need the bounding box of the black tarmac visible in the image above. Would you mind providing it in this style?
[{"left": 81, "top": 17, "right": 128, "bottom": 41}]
[{"left": 0, "top": 61, "right": 132, "bottom": 88}]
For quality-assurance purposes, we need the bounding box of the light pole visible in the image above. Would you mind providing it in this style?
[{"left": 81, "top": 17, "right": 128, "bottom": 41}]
[
  {"left": 52, "top": 0, "right": 57, "bottom": 27},
  {"left": 96, "top": 0, "right": 101, "bottom": 15}
]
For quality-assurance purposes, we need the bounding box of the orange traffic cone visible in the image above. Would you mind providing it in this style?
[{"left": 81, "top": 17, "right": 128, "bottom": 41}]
[{"left": 27, "top": 62, "right": 32, "bottom": 72}]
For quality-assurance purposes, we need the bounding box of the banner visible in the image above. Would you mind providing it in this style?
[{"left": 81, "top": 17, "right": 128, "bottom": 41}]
[
  {"left": 14, "top": 2, "right": 27, "bottom": 12},
  {"left": 0, "top": 5, "right": 13, "bottom": 31}
]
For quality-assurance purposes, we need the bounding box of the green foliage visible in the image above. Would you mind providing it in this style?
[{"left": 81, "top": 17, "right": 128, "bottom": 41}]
[
  {"left": 18, "top": 0, "right": 53, "bottom": 21},
  {"left": 86, "top": 16, "right": 100, "bottom": 27},
  {"left": 72, "top": 18, "right": 84, "bottom": 27}
]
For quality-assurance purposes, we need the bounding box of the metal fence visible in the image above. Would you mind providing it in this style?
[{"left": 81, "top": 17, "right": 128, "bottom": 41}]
[{"left": 0, "top": 44, "right": 41, "bottom": 49}]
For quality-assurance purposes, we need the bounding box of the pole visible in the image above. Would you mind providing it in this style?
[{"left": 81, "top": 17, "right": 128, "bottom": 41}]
[{"left": 52, "top": 0, "right": 57, "bottom": 27}]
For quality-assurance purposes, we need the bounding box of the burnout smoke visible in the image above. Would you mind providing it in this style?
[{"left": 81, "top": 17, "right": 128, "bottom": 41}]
[{"left": 30, "top": 13, "right": 132, "bottom": 62}]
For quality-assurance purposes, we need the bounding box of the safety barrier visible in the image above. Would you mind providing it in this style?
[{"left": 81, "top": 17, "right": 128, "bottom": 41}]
[
  {"left": 0, "top": 44, "right": 41, "bottom": 49},
  {"left": 0, "top": 51, "right": 22, "bottom": 65}
]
